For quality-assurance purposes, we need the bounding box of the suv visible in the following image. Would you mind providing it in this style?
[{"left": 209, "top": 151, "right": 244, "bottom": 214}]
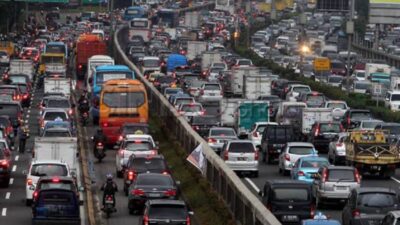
[
  {"left": 342, "top": 188, "right": 400, "bottom": 225},
  {"left": 207, "top": 127, "right": 238, "bottom": 154},
  {"left": 198, "top": 83, "right": 223, "bottom": 102},
  {"left": 222, "top": 140, "right": 259, "bottom": 177},
  {"left": 141, "top": 200, "right": 193, "bottom": 225},
  {"left": 312, "top": 166, "right": 360, "bottom": 207},
  {"left": 123, "top": 155, "right": 169, "bottom": 196},
  {"left": 298, "top": 92, "right": 326, "bottom": 108},
  {"left": 261, "top": 124, "right": 298, "bottom": 164},
  {"left": 278, "top": 142, "right": 318, "bottom": 175},
  {"left": 259, "top": 180, "right": 315, "bottom": 223},
  {"left": 341, "top": 109, "right": 372, "bottom": 130},
  {"left": 307, "top": 121, "right": 344, "bottom": 152},
  {"left": 0, "top": 147, "right": 11, "bottom": 187},
  {"left": 33, "top": 176, "right": 82, "bottom": 204},
  {"left": 189, "top": 115, "right": 220, "bottom": 137}
]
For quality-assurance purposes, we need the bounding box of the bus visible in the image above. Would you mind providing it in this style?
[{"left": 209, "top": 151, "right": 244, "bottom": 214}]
[
  {"left": 129, "top": 18, "right": 151, "bottom": 42},
  {"left": 99, "top": 79, "right": 148, "bottom": 145},
  {"left": 123, "top": 6, "right": 147, "bottom": 21},
  {"left": 44, "top": 42, "right": 68, "bottom": 60}
]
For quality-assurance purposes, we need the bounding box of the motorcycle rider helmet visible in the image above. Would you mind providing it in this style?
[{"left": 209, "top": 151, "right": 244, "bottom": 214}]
[{"left": 106, "top": 174, "right": 113, "bottom": 181}]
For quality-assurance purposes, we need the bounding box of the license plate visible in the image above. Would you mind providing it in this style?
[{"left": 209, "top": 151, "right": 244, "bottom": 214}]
[
  {"left": 209, "top": 93, "right": 215, "bottom": 96},
  {"left": 148, "top": 193, "right": 161, "bottom": 197},
  {"left": 97, "top": 146, "right": 104, "bottom": 150},
  {"left": 371, "top": 165, "right": 381, "bottom": 170},
  {"left": 237, "top": 157, "right": 247, "bottom": 161},
  {"left": 369, "top": 220, "right": 379, "bottom": 225},
  {"left": 282, "top": 215, "right": 298, "bottom": 222},
  {"left": 105, "top": 200, "right": 113, "bottom": 204},
  {"left": 335, "top": 186, "right": 348, "bottom": 191}
]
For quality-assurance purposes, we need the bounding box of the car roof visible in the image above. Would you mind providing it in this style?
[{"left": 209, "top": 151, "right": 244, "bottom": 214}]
[
  {"left": 287, "top": 142, "right": 314, "bottom": 147},
  {"left": 37, "top": 176, "right": 74, "bottom": 182},
  {"left": 148, "top": 199, "right": 186, "bottom": 206},
  {"left": 125, "top": 134, "right": 153, "bottom": 140},
  {"left": 299, "top": 156, "right": 328, "bottom": 161},
  {"left": 31, "top": 160, "right": 69, "bottom": 165},
  {"left": 43, "top": 108, "right": 68, "bottom": 113},
  {"left": 267, "top": 180, "right": 311, "bottom": 187},
  {"left": 325, "top": 165, "right": 354, "bottom": 170},
  {"left": 355, "top": 187, "right": 397, "bottom": 194}
]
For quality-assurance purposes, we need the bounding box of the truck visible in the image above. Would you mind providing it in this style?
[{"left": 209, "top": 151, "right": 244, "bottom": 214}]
[
  {"left": 184, "top": 11, "right": 200, "bottom": 28},
  {"left": 75, "top": 34, "right": 107, "bottom": 80},
  {"left": 276, "top": 101, "right": 307, "bottom": 126},
  {"left": 186, "top": 41, "right": 207, "bottom": 61},
  {"left": 243, "top": 75, "right": 272, "bottom": 99},
  {"left": 33, "top": 137, "right": 79, "bottom": 177},
  {"left": 219, "top": 98, "right": 245, "bottom": 127},
  {"left": 0, "top": 41, "right": 15, "bottom": 56},
  {"left": 228, "top": 67, "right": 260, "bottom": 97},
  {"left": 128, "top": 18, "right": 151, "bottom": 43},
  {"left": 201, "top": 51, "right": 222, "bottom": 71},
  {"left": 8, "top": 59, "right": 35, "bottom": 80},
  {"left": 235, "top": 101, "right": 269, "bottom": 138},
  {"left": 301, "top": 108, "right": 333, "bottom": 135},
  {"left": 44, "top": 77, "right": 71, "bottom": 97},
  {"left": 215, "top": 0, "right": 235, "bottom": 14},
  {"left": 390, "top": 69, "right": 400, "bottom": 90},
  {"left": 345, "top": 130, "right": 400, "bottom": 177}
]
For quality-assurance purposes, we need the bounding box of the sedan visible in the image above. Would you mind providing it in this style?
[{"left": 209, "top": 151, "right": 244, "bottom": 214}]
[
  {"left": 207, "top": 127, "right": 238, "bottom": 154},
  {"left": 291, "top": 156, "right": 329, "bottom": 183}
]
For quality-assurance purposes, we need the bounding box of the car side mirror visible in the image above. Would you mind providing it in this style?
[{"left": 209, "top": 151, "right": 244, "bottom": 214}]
[
  {"left": 22, "top": 170, "right": 27, "bottom": 175},
  {"left": 188, "top": 211, "right": 194, "bottom": 216}
]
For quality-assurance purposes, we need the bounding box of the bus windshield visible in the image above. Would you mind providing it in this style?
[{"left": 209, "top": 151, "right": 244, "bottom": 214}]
[
  {"left": 46, "top": 45, "right": 65, "bottom": 55},
  {"left": 103, "top": 92, "right": 145, "bottom": 108},
  {"left": 130, "top": 20, "right": 148, "bottom": 28},
  {"left": 96, "top": 72, "right": 132, "bottom": 84}
]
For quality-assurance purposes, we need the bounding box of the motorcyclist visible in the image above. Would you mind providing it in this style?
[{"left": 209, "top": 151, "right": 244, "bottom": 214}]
[
  {"left": 100, "top": 174, "right": 118, "bottom": 209},
  {"left": 93, "top": 128, "right": 107, "bottom": 155},
  {"left": 18, "top": 125, "right": 29, "bottom": 153},
  {"left": 78, "top": 92, "right": 90, "bottom": 113}
]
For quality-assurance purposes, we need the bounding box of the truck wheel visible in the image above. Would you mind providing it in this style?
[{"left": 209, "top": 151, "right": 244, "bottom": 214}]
[
  {"left": 116, "top": 169, "right": 123, "bottom": 178},
  {"left": 266, "top": 153, "right": 273, "bottom": 164},
  {"left": 262, "top": 151, "right": 266, "bottom": 163}
]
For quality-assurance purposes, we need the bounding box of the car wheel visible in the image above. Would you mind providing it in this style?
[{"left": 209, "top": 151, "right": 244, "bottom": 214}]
[
  {"left": 124, "top": 185, "right": 128, "bottom": 196},
  {"left": 253, "top": 171, "right": 259, "bottom": 178},
  {"left": 266, "top": 152, "right": 273, "bottom": 164},
  {"left": 316, "top": 196, "right": 323, "bottom": 209},
  {"left": 116, "top": 169, "right": 123, "bottom": 178}
]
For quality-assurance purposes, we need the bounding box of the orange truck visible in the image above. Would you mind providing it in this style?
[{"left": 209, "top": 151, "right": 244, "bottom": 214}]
[{"left": 75, "top": 34, "right": 107, "bottom": 80}]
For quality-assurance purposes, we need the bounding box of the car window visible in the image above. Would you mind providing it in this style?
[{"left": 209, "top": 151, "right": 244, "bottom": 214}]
[
  {"left": 39, "top": 181, "right": 74, "bottom": 191},
  {"left": 381, "top": 126, "right": 400, "bottom": 135},
  {"left": 31, "top": 164, "right": 68, "bottom": 176},
  {"left": 256, "top": 125, "right": 266, "bottom": 133},
  {"left": 288, "top": 146, "right": 314, "bottom": 155},
  {"left": 123, "top": 126, "right": 149, "bottom": 135},
  {"left": 43, "top": 131, "right": 71, "bottom": 137},
  {"left": 351, "top": 112, "right": 371, "bottom": 120},
  {"left": 125, "top": 142, "right": 152, "bottom": 151},
  {"left": 148, "top": 205, "right": 186, "bottom": 219},
  {"left": 283, "top": 106, "right": 304, "bottom": 118},
  {"left": 292, "top": 86, "right": 311, "bottom": 93},
  {"left": 272, "top": 188, "right": 309, "bottom": 202},
  {"left": 47, "top": 99, "right": 70, "bottom": 108},
  {"left": 320, "top": 123, "right": 341, "bottom": 133},
  {"left": 306, "top": 95, "right": 325, "bottom": 105},
  {"left": 44, "top": 112, "right": 67, "bottom": 121},
  {"left": 228, "top": 142, "right": 254, "bottom": 153},
  {"left": 358, "top": 193, "right": 397, "bottom": 208},
  {"left": 210, "top": 129, "right": 236, "bottom": 136},
  {"left": 181, "top": 105, "right": 201, "bottom": 112},
  {"left": 327, "top": 103, "right": 347, "bottom": 109},
  {"left": 136, "top": 175, "right": 173, "bottom": 186},
  {"left": 131, "top": 158, "right": 166, "bottom": 171},
  {"left": 204, "top": 84, "right": 220, "bottom": 90},
  {"left": 39, "top": 191, "right": 73, "bottom": 205},
  {"left": 327, "top": 169, "right": 355, "bottom": 182},
  {"left": 301, "top": 160, "right": 329, "bottom": 168}
]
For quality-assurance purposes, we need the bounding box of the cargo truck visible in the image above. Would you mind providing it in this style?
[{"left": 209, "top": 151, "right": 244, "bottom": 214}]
[
  {"left": 301, "top": 108, "right": 333, "bottom": 135},
  {"left": 75, "top": 34, "right": 107, "bottom": 80},
  {"left": 219, "top": 98, "right": 245, "bottom": 127},
  {"left": 201, "top": 51, "right": 222, "bottom": 71},
  {"left": 8, "top": 59, "right": 35, "bottom": 81},
  {"left": 226, "top": 67, "right": 260, "bottom": 97},
  {"left": 243, "top": 75, "right": 271, "bottom": 100},
  {"left": 235, "top": 101, "right": 269, "bottom": 138},
  {"left": 186, "top": 41, "right": 207, "bottom": 61},
  {"left": 44, "top": 77, "right": 71, "bottom": 98}
]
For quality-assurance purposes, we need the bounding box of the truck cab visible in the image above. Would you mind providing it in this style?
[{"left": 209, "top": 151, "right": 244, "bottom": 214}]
[{"left": 385, "top": 90, "right": 400, "bottom": 111}]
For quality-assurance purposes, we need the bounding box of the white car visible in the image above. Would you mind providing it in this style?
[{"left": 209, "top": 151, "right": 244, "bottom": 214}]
[
  {"left": 353, "top": 119, "right": 383, "bottom": 131},
  {"left": 278, "top": 142, "right": 318, "bottom": 175},
  {"left": 24, "top": 160, "right": 71, "bottom": 205},
  {"left": 324, "top": 100, "right": 349, "bottom": 120},
  {"left": 286, "top": 84, "right": 312, "bottom": 102},
  {"left": 222, "top": 140, "right": 259, "bottom": 177},
  {"left": 198, "top": 83, "right": 223, "bottom": 102},
  {"left": 115, "top": 134, "right": 157, "bottom": 177},
  {"left": 177, "top": 103, "right": 205, "bottom": 120},
  {"left": 353, "top": 70, "right": 366, "bottom": 81},
  {"left": 384, "top": 90, "right": 400, "bottom": 111},
  {"left": 328, "top": 132, "right": 348, "bottom": 164},
  {"left": 248, "top": 122, "right": 278, "bottom": 148},
  {"left": 0, "top": 51, "right": 10, "bottom": 65}
]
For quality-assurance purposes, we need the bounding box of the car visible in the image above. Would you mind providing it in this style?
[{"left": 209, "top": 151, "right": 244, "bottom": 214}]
[
  {"left": 177, "top": 103, "right": 205, "bottom": 120},
  {"left": 0, "top": 146, "right": 11, "bottom": 187},
  {"left": 171, "top": 96, "right": 195, "bottom": 109},
  {"left": 207, "top": 127, "right": 238, "bottom": 154},
  {"left": 261, "top": 124, "right": 298, "bottom": 164},
  {"left": 0, "top": 51, "right": 10, "bottom": 66},
  {"left": 278, "top": 142, "right": 318, "bottom": 175},
  {"left": 324, "top": 100, "right": 349, "bottom": 121},
  {"left": 0, "top": 85, "right": 22, "bottom": 102},
  {"left": 122, "top": 155, "right": 169, "bottom": 196},
  {"left": 285, "top": 84, "right": 312, "bottom": 102},
  {"left": 198, "top": 83, "right": 223, "bottom": 102},
  {"left": 117, "top": 123, "right": 150, "bottom": 144},
  {"left": 39, "top": 108, "right": 71, "bottom": 133},
  {"left": 248, "top": 122, "right": 278, "bottom": 149},
  {"left": 313, "top": 165, "right": 360, "bottom": 208},
  {"left": 291, "top": 156, "right": 330, "bottom": 183},
  {"left": 153, "top": 76, "right": 176, "bottom": 93},
  {"left": 381, "top": 211, "right": 400, "bottom": 225},
  {"left": 327, "top": 132, "right": 348, "bottom": 164},
  {"left": 25, "top": 160, "right": 71, "bottom": 205},
  {"left": 14, "top": 83, "right": 31, "bottom": 107},
  {"left": 140, "top": 200, "right": 193, "bottom": 225},
  {"left": 39, "top": 96, "right": 73, "bottom": 116},
  {"left": 298, "top": 92, "right": 326, "bottom": 108},
  {"left": 128, "top": 173, "right": 179, "bottom": 214},
  {"left": 342, "top": 188, "right": 399, "bottom": 225},
  {"left": 259, "top": 180, "right": 315, "bottom": 224},
  {"left": 189, "top": 115, "right": 220, "bottom": 137},
  {"left": 163, "top": 87, "right": 183, "bottom": 100},
  {"left": 221, "top": 140, "right": 259, "bottom": 177},
  {"left": 115, "top": 134, "right": 158, "bottom": 178},
  {"left": 341, "top": 109, "right": 373, "bottom": 130},
  {"left": 353, "top": 119, "right": 383, "bottom": 131},
  {"left": 307, "top": 121, "right": 344, "bottom": 152},
  {"left": 33, "top": 176, "right": 82, "bottom": 204},
  {"left": 384, "top": 90, "right": 400, "bottom": 111},
  {"left": 326, "top": 75, "right": 343, "bottom": 87}
]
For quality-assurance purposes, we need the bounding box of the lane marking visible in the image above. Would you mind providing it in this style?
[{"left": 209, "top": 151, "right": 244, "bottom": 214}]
[
  {"left": 14, "top": 155, "right": 19, "bottom": 161},
  {"left": 1, "top": 208, "right": 6, "bottom": 216},
  {"left": 27, "top": 110, "right": 31, "bottom": 113},
  {"left": 244, "top": 177, "right": 260, "bottom": 193},
  {"left": 5, "top": 192, "right": 10, "bottom": 199},
  {"left": 26, "top": 115, "right": 30, "bottom": 118},
  {"left": 12, "top": 165, "right": 16, "bottom": 172},
  {"left": 391, "top": 176, "right": 400, "bottom": 184},
  {"left": 9, "top": 178, "right": 13, "bottom": 185}
]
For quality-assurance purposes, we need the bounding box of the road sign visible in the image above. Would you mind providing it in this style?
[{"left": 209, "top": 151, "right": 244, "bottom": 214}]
[{"left": 313, "top": 57, "right": 331, "bottom": 71}]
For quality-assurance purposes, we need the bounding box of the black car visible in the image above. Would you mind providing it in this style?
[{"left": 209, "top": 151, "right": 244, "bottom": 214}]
[
  {"left": 259, "top": 180, "right": 314, "bottom": 224},
  {"left": 154, "top": 76, "right": 176, "bottom": 92},
  {"left": 128, "top": 173, "right": 179, "bottom": 214},
  {"left": 141, "top": 200, "right": 193, "bottom": 225},
  {"left": 261, "top": 124, "right": 298, "bottom": 164},
  {"left": 308, "top": 121, "right": 344, "bottom": 152},
  {"left": 0, "top": 148, "right": 11, "bottom": 187},
  {"left": 342, "top": 188, "right": 400, "bottom": 225},
  {"left": 189, "top": 115, "right": 220, "bottom": 137},
  {"left": 123, "top": 155, "right": 169, "bottom": 195},
  {"left": 33, "top": 176, "right": 82, "bottom": 204},
  {"left": 341, "top": 109, "right": 372, "bottom": 130}
]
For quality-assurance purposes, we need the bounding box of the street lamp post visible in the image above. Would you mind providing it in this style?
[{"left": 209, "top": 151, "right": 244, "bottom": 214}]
[{"left": 345, "top": 0, "right": 355, "bottom": 94}]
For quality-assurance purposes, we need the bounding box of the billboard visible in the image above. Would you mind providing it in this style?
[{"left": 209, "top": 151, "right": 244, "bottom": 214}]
[
  {"left": 316, "top": 0, "right": 349, "bottom": 11},
  {"left": 369, "top": 0, "right": 400, "bottom": 24}
]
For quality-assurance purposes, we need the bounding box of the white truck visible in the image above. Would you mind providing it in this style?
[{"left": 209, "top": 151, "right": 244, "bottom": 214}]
[
  {"left": 229, "top": 67, "right": 260, "bottom": 97},
  {"left": 219, "top": 98, "right": 245, "bottom": 127},
  {"left": 33, "top": 137, "right": 79, "bottom": 177},
  {"left": 390, "top": 74, "right": 400, "bottom": 90},
  {"left": 301, "top": 108, "right": 333, "bottom": 135},
  {"left": 215, "top": 0, "right": 235, "bottom": 14},
  {"left": 9, "top": 59, "right": 35, "bottom": 80},
  {"left": 201, "top": 51, "right": 222, "bottom": 71},
  {"left": 187, "top": 41, "right": 208, "bottom": 61},
  {"left": 86, "top": 55, "right": 114, "bottom": 92},
  {"left": 243, "top": 75, "right": 271, "bottom": 99},
  {"left": 184, "top": 11, "right": 200, "bottom": 29},
  {"left": 44, "top": 77, "right": 71, "bottom": 97},
  {"left": 365, "top": 63, "right": 391, "bottom": 79}
]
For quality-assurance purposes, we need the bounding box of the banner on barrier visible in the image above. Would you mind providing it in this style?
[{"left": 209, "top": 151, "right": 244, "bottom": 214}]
[{"left": 187, "top": 144, "right": 207, "bottom": 175}]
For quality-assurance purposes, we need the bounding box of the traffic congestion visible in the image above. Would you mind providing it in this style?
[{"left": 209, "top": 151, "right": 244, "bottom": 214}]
[{"left": 1, "top": 0, "right": 400, "bottom": 225}]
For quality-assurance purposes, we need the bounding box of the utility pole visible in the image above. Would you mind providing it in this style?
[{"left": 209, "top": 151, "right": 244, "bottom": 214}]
[{"left": 345, "top": 0, "right": 355, "bottom": 94}]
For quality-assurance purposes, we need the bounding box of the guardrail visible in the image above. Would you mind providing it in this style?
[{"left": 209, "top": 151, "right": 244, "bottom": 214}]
[{"left": 113, "top": 25, "right": 281, "bottom": 225}]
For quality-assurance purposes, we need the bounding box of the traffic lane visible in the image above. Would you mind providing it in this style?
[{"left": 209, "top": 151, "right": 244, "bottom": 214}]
[
  {"left": 242, "top": 154, "right": 400, "bottom": 222},
  {"left": 202, "top": 101, "right": 220, "bottom": 116},
  {"left": 85, "top": 125, "right": 141, "bottom": 225}
]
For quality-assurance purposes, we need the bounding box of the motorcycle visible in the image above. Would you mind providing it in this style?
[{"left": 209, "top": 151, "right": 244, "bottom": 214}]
[
  {"left": 93, "top": 140, "right": 106, "bottom": 162},
  {"left": 103, "top": 195, "right": 116, "bottom": 218},
  {"left": 80, "top": 111, "right": 89, "bottom": 126}
]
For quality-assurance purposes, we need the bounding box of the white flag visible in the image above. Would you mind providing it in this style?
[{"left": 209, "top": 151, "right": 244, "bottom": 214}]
[{"left": 186, "top": 144, "right": 206, "bottom": 175}]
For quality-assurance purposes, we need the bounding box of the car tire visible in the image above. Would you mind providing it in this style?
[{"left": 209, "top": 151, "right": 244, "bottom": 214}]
[
  {"left": 124, "top": 185, "right": 128, "bottom": 196},
  {"left": 116, "top": 169, "right": 123, "bottom": 178},
  {"left": 253, "top": 171, "right": 259, "bottom": 178},
  {"left": 26, "top": 199, "right": 32, "bottom": 206}
]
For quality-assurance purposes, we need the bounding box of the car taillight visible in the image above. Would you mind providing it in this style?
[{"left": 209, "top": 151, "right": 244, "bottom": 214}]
[
  {"left": 284, "top": 153, "right": 290, "bottom": 161},
  {"left": 314, "top": 126, "right": 320, "bottom": 136},
  {"left": 131, "top": 189, "right": 145, "bottom": 196},
  {"left": 78, "top": 64, "right": 82, "bottom": 69},
  {"left": 68, "top": 109, "right": 73, "bottom": 115},
  {"left": 178, "top": 110, "right": 184, "bottom": 115},
  {"left": 322, "top": 168, "right": 328, "bottom": 183},
  {"left": 162, "top": 170, "right": 169, "bottom": 175},
  {"left": 23, "top": 94, "right": 28, "bottom": 99},
  {"left": 150, "top": 150, "right": 157, "bottom": 155},
  {"left": 164, "top": 189, "right": 176, "bottom": 197},
  {"left": 27, "top": 178, "right": 33, "bottom": 185},
  {"left": 128, "top": 171, "right": 136, "bottom": 180},
  {"left": 255, "top": 150, "right": 259, "bottom": 160},
  {"left": 186, "top": 216, "right": 191, "bottom": 225},
  {"left": 310, "top": 204, "right": 315, "bottom": 218},
  {"left": 97, "top": 142, "right": 103, "bottom": 147},
  {"left": 118, "top": 135, "right": 123, "bottom": 141},
  {"left": 102, "top": 122, "right": 108, "bottom": 127},
  {"left": 33, "top": 191, "right": 38, "bottom": 200},
  {"left": 208, "top": 138, "right": 216, "bottom": 143},
  {"left": 352, "top": 209, "right": 360, "bottom": 217},
  {"left": 153, "top": 81, "right": 160, "bottom": 86},
  {"left": 355, "top": 169, "right": 361, "bottom": 184},
  {"left": 223, "top": 151, "right": 229, "bottom": 160},
  {"left": 192, "top": 126, "right": 199, "bottom": 130},
  {"left": 119, "top": 150, "right": 125, "bottom": 157},
  {"left": 252, "top": 132, "right": 258, "bottom": 137},
  {"left": 297, "top": 171, "right": 305, "bottom": 176},
  {"left": 199, "top": 110, "right": 205, "bottom": 115},
  {"left": 143, "top": 214, "right": 149, "bottom": 225},
  {"left": 284, "top": 87, "right": 289, "bottom": 93}
]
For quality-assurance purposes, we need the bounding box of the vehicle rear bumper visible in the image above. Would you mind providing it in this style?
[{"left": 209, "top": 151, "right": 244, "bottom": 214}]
[
  {"left": 317, "top": 190, "right": 351, "bottom": 200},
  {"left": 226, "top": 161, "right": 258, "bottom": 171},
  {"left": 32, "top": 218, "right": 80, "bottom": 225}
]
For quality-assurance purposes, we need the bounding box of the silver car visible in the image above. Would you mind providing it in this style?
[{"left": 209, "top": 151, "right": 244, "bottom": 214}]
[
  {"left": 278, "top": 142, "right": 318, "bottom": 175},
  {"left": 221, "top": 140, "right": 259, "bottom": 177},
  {"left": 207, "top": 127, "right": 238, "bottom": 153},
  {"left": 312, "top": 165, "right": 360, "bottom": 208},
  {"left": 198, "top": 83, "right": 223, "bottom": 102},
  {"left": 328, "top": 132, "right": 348, "bottom": 165}
]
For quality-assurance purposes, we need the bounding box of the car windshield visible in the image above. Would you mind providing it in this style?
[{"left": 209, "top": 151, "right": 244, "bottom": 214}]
[
  {"left": 359, "top": 193, "right": 397, "bottom": 208},
  {"left": 327, "top": 103, "right": 347, "bottom": 109},
  {"left": 102, "top": 92, "right": 145, "bottom": 108},
  {"left": 228, "top": 142, "right": 254, "bottom": 153},
  {"left": 31, "top": 164, "right": 68, "bottom": 176},
  {"left": 238, "top": 60, "right": 251, "bottom": 66},
  {"left": 210, "top": 129, "right": 236, "bottom": 137},
  {"left": 46, "top": 99, "right": 70, "bottom": 108},
  {"left": 143, "top": 59, "right": 159, "bottom": 67},
  {"left": 123, "top": 126, "right": 149, "bottom": 135},
  {"left": 288, "top": 146, "right": 314, "bottom": 155},
  {"left": 351, "top": 112, "right": 371, "bottom": 120},
  {"left": 165, "top": 89, "right": 182, "bottom": 95},
  {"left": 43, "top": 130, "right": 71, "bottom": 137},
  {"left": 272, "top": 188, "right": 309, "bottom": 202},
  {"left": 362, "top": 121, "right": 382, "bottom": 129},
  {"left": 307, "top": 95, "right": 324, "bottom": 105},
  {"left": 293, "top": 86, "right": 311, "bottom": 93},
  {"left": 204, "top": 84, "right": 220, "bottom": 90},
  {"left": 320, "top": 123, "right": 341, "bottom": 133},
  {"left": 44, "top": 112, "right": 67, "bottom": 121},
  {"left": 327, "top": 169, "right": 355, "bottom": 182},
  {"left": 132, "top": 159, "right": 166, "bottom": 171},
  {"left": 301, "top": 159, "right": 329, "bottom": 168},
  {"left": 181, "top": 105, "right": 201, "bottom": 112},
  {"left": 136, "top": 175, "right": 173, "bottom": 186},
  {"left": 355, "top": 82, "right": 370, "bottom": 89},
  {"left": 39, "top": 181, "right": 73, "bottom": 191},
  {"left": 125, "top": 142, "right": 152, "bottom": 151},
  {"left": 10, "top": 76, "right": 27, "bottom": 83},
  {"left": 148, "top": 205, "right": 186, "bottom": 219},
  {"left": 329, "top": 76, "right": 343, "bottom": 83}
]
